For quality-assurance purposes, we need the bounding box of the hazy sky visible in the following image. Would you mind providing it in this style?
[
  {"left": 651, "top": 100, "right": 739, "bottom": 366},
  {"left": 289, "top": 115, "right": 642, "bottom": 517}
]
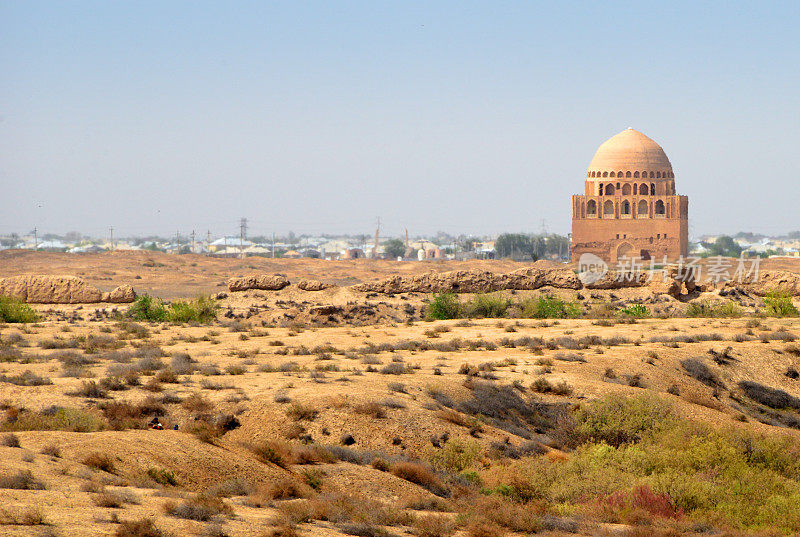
[{"left": 2, "top": 2, "right": 799, "bottom": 239}]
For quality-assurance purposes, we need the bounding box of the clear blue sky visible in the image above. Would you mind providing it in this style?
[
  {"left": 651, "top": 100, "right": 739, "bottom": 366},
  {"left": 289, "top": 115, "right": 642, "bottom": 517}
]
[{"left": 1, "top": 1, "right": 799, "bottom": 239}]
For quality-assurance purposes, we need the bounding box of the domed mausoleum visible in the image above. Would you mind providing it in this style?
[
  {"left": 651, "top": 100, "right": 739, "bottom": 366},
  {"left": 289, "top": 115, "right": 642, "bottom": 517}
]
[{"left": 571, "top": 128, "right": 688, "bottom": 263}]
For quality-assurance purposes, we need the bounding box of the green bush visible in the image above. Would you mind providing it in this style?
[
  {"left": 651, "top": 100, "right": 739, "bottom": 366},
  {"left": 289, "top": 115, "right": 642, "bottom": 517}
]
[
  {"left": 147, "top": 467, "right": 178, "bottom": 486},
  {"left": 128, "top": 295, "right": 168, "bottom": 322},
  {"left": 764, "top": 289, "right": 799, "bottom": 317},
  {"left": 128, "top": 294, "right": 218, "bottom": 323},
  {"left": 619, "top": 304, "right": 649, "bottom": 318},
  {"left": 430, "top": 438, "right": 482, "bottom": 472},
  {"left": 465, "top": 293, "right": 510, "bottom": 318},
  {"left": 2, "top": 406, "right": 106, "bottom": 432},
  {"left": 573, "top": 394, "right": 674, "bottom": 447},
  {"left": 167, "top": 295, "right": 218, "bottom": 323},
  {"left": 521, "top": 296, "right": 581, "bottom": 319},
  {"left": 506, "top": 395, "right": 800, "bottom": 532},
  {"left": 0, "top": 295, "right": 37, "bottom": 323},
  {"left": 426, "top": 293, "right": 462, "bottom": 320},
  {"left": 686, "top": 300, "right": 742, "bottom": 318}
]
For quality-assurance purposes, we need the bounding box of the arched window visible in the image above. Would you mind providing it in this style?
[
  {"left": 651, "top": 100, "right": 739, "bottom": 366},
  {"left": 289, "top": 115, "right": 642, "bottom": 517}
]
[
  {"left": 638, "top": 199, "right": 649, "bottom": 217},
  {"left": 639, "top": 183, "right": 648, "bottom": 195},
  {"left": 605, "top": 184, "right": 615, "bottom": 195},
  {"left": 621, "top": 200, "right": 631, "bottom": 215},
  {"left": 610, "top": 171, "right": 615, "bottom": 178},
  {"left": 599, "top": 184, "right": 604, "bottom": 196},
  {"left": 655, "top": 200, "right": 665, "bottom": 215},
  {"left": 625, "top": 171, "right": 632, "bottom": 178},
  {"left": 649, "top": 171, "right": 655, "bottom": 178},
  {"left": 656, "top": 171, "right": 661, "bottom": 178},
  {"left": 651, "top": 182, "right": 656, "bottom": 194},
  {"left": 633, "top": 171, "right": 639, "bottom": 178},
  {"left": 622, "top": 183, "right": 631, "bottom": 195},
  {"left": 633, "top": 183, "right": 638, "bottom": 195},
  {"left": 603, "top": 200, "right": 614, "bottom": 215},
  {"left": 602, "top": 171, "right": 608, "bottom": 177},
  {"left": 587, "top": 199, "right": 597, "bottom": 215}
]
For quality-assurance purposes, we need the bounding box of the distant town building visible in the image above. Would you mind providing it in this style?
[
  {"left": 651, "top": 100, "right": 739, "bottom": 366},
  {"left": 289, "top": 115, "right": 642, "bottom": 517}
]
[{"left": 571, "top": 128, "right": 689, "bottom": 263}]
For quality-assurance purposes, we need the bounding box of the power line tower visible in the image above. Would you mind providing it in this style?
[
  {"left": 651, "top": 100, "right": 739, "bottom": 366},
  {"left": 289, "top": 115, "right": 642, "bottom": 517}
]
[
  {"left": 175, "top": 230, "right": 180, "bottom": 254},
  {"left": 239, "top": 218, "right": 248, "bottom": 259},
  {"left": 206, "top": 230, "right": 211, "bottom": 255},
  {"left": 190, "top": 230, "right": 196, "bottom": 254},
  {"left": 109, "top": 226, "right": 114, "bottom": 250},
  {"left": 33, "top": 227, "right": 38, "bottom": 251}
]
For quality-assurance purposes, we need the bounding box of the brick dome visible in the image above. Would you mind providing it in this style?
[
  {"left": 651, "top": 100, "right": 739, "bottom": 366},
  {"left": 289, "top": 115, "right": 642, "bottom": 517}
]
[{"left": 587, "top": 128, "right": 673, "bottom": 178}]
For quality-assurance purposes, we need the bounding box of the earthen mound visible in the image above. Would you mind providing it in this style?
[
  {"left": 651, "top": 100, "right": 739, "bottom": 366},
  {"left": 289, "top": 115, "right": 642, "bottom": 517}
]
[
  {"left": 228, "top": 274, "right": 290, "bottom": 292},
  {"left": 352, "top": 267, "right": 582, "bottom": 294},
  {"left": 297, "top": 279, "right": 335, "bottom": 291},
  {"left": 0, "top": 275, "right": 102, "bottom": 304}
]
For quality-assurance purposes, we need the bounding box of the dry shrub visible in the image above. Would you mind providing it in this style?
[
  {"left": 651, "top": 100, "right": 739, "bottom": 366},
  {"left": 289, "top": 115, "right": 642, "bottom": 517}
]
[
  {"left": 465, "top": 519, "right": 504, "bottom": 537},
  {"left": 186, "top": 421, "right": 224, "bottom": 443},
  {"left": 354, "top": 401, "right": 387, "bottom": 419},
  {"left": 207, "top": 477, "right": 253, "bottom": 497},
  {"left": 681, "top": 389, "right": 725, "bottom": 412},
  {"left": 155, "top": 368, "right": 179, "bottom": 383},
  {"left": 739, "top": 380, "right": 800, "bottom": 410},
  {"left": 286, "top": 402, "right": 318, "bottom": 421},
  {"left": 41, "top": 443, "right": 61, "bottom": 458},
  {"left": 437, "top": 409, "right": 471, "bottom": 428},
  {"left": 294, "top": 445, "right": 335, "bottom": 465},
  {"left": 94, "top": 491, "right": 124, "bottom": 508},
  {"left": 100, "top": 397, "right": 165, "bottom": 430},
  {"left": 0, "top": 469, "right": 45, "bottom": 490},
  {"left": 251, "top": 439, "right": 294, "bottom": 468},
  {"left": 594, "top": 485, "right": 683, "bottom": 523},
  {"left": 391, "top": 462, "right": 447, "bottom": 496},
  {"left": 404, "top": 496, "right": 451, "bottom": 512},
  {"left": 531, "top": 378, "right": 572, "bottom": 395},
  {"left": 68, "top": 380, "right": 109, "bottom": 399},
  {"left": 339, "top": 522, "right": 394, "bottom": 537},
  {"left": 0, "top": 506, "right": 47, "bottom": 526},
  {"left": 680, "top": 358, "right": 724, "bottom": 388},
  {"left": 164, "top": 494, "right": 232, "bottom": 521},
  {"left": 182, "top": 392, "right": 215, "bottom": 412},
  {"left": 83, "top": 452, "right": 116, "bottom": 473},
  {"left": 413, "top": 514, "right": 455, "bottom": 537},
  {"left": 274, "top": 492, "right": 408, "bottom": 527},
  {"left": 1, "top": 432, "right": 20, "bottom": 447},
  {"left": 262, "top": 476, "right": 313, "bottom": 500},
  {"left": 282, "top": 422, "right": 306, "bottom": 440},
  {"left": 460, "top": 495, "right": 543, "bottom": 534},
  {"left": 264, "top": 522, "right": 299, "bottom": 537},
  {"left": 115, "top": 518, "right": 166, "bottom": 537}
]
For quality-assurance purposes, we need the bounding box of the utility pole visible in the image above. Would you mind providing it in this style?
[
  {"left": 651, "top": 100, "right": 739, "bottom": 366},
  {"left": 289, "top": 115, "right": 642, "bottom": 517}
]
[
  {"left": 176, "top": 230, "right": 180, "bottom": 254},
  {"left": 206, "top": 230, "right": 211, "bottom": 255},
  {"left": 372, "top": 217, "right": 380, "bottom": 259},
  {"left": 190, "top": 230, "right": 196, "bottom": 254},
  {"left": 33, "top": 227, "right": 38, "bottom": 251},
  {"left": 272, "top": 232, "right": 275, "bottom": 258},
  {"left": 109, "top": 226, "right": 114, "bottom": 250},
  {"left": 239, "top": 218, "right": 248, "bottom": 260}
]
